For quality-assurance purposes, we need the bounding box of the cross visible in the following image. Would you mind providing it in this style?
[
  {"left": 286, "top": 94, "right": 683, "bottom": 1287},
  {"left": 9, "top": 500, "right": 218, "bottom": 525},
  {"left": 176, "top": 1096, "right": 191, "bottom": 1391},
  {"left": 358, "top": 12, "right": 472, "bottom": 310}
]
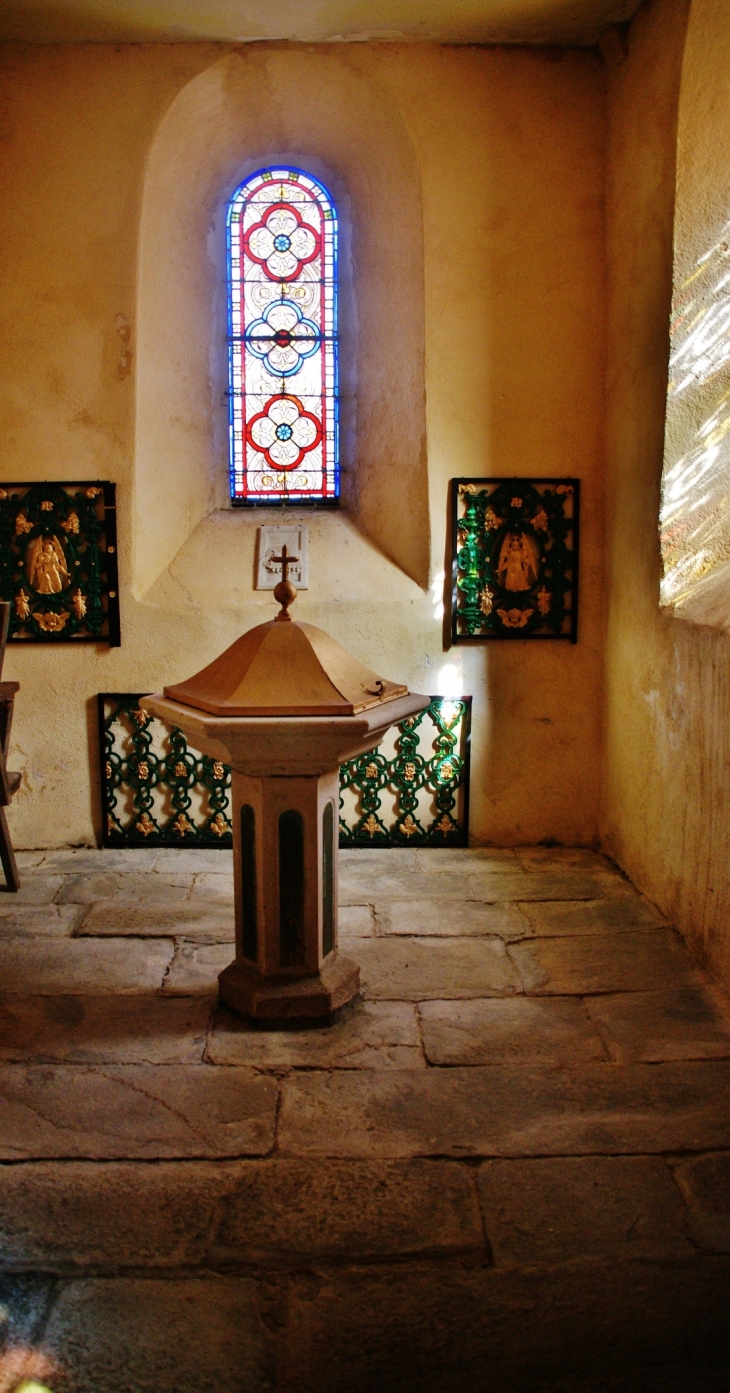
[{"left": 270, "top": 544, "right": 298, "bottom": 584}]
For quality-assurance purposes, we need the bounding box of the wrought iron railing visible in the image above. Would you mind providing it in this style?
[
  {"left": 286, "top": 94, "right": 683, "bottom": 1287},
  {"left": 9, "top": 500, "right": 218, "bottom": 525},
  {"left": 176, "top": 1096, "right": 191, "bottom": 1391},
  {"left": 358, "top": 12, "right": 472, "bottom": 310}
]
[{"left": 98, "top": 693, "right": 471, "bottom": 849}]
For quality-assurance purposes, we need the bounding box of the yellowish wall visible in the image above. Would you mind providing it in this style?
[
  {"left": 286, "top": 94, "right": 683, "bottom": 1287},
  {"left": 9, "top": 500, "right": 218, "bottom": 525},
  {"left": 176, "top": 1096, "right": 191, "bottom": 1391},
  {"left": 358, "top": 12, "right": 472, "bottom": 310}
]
[
  {"left": 0, "top": 41, "right": 607, "bottom": 848},
  {"left": 601, "top": 0, "right": 730, "bottom": 990}
]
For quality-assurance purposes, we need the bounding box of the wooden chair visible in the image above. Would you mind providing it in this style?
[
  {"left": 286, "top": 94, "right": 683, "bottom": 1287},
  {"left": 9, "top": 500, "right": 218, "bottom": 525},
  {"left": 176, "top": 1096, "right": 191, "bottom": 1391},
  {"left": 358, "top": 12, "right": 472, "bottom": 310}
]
[{"left": 0, "top": 602, "right": 21, "bottom": 891}]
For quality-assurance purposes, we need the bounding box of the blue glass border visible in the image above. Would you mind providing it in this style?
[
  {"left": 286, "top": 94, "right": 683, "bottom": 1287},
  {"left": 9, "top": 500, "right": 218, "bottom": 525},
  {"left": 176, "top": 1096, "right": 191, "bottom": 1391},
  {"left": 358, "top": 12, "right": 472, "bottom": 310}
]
[{"left": 226, "top": 166, "right": 340, "bottom": 507}]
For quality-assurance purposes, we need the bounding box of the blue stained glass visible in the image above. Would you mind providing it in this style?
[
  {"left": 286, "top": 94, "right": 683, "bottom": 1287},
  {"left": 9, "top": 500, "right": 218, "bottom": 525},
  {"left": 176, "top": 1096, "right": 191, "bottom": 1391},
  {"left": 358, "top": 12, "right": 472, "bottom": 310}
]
[{"left": 227, "top": 167, "right": 339, "bottom": 505}]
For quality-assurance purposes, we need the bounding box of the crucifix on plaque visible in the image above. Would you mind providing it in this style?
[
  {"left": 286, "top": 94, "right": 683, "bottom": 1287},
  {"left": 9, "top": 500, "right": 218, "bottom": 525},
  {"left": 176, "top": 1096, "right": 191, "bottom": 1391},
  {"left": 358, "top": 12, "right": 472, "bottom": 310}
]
[{"left": 271, "top": 544, "right": 300, "bottom": 622}]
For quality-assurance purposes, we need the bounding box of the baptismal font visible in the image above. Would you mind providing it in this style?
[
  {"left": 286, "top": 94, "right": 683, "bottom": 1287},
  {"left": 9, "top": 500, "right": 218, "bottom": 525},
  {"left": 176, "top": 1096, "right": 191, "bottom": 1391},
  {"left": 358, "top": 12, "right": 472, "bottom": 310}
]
[{"left": 148, "top": 552, "right": 428, "bottom": 1021}]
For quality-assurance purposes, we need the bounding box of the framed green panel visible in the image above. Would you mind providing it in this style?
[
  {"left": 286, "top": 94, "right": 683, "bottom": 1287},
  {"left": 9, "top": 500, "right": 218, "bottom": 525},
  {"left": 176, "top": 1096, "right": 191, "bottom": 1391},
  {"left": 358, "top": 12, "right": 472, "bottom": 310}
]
[
  {"left": 450, "top": 477, "right": 579, "bottom": 644},
  {"left": 0, "top": 482, "right": 120, "bottom": 645}
]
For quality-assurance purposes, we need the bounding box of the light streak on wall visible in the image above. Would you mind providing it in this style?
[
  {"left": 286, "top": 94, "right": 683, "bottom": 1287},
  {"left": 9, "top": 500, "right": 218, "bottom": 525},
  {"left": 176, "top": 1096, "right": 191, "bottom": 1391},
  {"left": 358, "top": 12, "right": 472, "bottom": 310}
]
[{"left": 660, "top": 221, "right": 730, "bottom": 608}]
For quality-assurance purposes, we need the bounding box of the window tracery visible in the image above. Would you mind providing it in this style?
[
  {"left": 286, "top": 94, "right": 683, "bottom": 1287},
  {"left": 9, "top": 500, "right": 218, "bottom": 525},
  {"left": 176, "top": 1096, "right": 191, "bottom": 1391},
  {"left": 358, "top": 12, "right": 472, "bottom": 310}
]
[{"left": 227, "top": 167, "right": 339, "bottom": 505}]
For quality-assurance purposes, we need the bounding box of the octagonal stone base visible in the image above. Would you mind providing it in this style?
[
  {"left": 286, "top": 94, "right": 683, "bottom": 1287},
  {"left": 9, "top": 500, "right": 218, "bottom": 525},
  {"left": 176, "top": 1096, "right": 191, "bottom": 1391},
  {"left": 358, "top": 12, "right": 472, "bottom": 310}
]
[{"left": 219, "top": 953, "right": 360, "bottom": 1022}]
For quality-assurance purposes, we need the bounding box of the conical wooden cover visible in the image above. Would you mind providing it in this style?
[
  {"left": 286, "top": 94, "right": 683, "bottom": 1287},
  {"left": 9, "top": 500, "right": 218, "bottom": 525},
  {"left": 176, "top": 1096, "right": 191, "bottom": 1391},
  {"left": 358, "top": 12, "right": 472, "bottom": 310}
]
[{"left": 164, "top": 618, "right": 409, "bottom": 717}]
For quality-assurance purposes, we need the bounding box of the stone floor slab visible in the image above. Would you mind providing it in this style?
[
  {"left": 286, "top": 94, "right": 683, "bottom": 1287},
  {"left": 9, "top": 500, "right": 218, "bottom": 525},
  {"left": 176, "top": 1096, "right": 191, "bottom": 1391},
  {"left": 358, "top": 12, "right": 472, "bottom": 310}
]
[
  {"left": 338, "top": 867, "right": 458, "bottom": 904},
  {"left": 0, "top": 875, "right": 64, "bottom": 905},
  {"left": 152, "top": 848, "right": 233, "bottom": 873},
  {"left": 162, "top": 942, "right": 233, "bottom": 994},
  {"left": 585, "top": 985, "right": 730, "bottom": 1062},
  {"left": 213, "top": 1158, "right": 484, "bottom": 1265},
  {"left": 0, "top": 938, "right": 174, "bottom": 994},
  {"left": 58, "top": 872, "right": 193, "bottom": 904},
  {"left": 514, "top": 847, "right": 615, "bottom": 870},
  {"left": 380, "top": 898, "right": 530, "bottom": 939},
  {"left": 14, "top": 851, "right": 48, "bottom": 869},
  {"left": 0, "top": 904, "right": 84, "bottom": 936},
  {"left": 672, "top": 1152, "right": 730, "bottom": 1253},
  {"left": 42, "top": 1277, "right": 270, "bottom": 1393},
  {"left": 419, "top": 996, "right": 606, "bottom": 1066},
  {"left": 340, "top": 848, "right": 422, "bottom": 870},
  {"left": 0, "top": 1156, "right": 482, "bottom": 1272},
  {"left": 278, "top": 1061, "right": 730, "bottom": 1157},
  {"left": 273, "top": 1257, "right": 730, "bottom": 1393},
  {"left": 55, "top": 872, "right": 123, "bottom": 903},
  {"left": 518, "top": 896, "right": 666, "bottom": 934},
  {"left": 39, "top": 848, "right": 159, "bottom": 872},
  {"left": 478, "top": 1155, "right": 693, "bottom": 1264},
  {"left": 465, "top": 870, "right": 639, "bottom": 902},
  {"left": 78, "top": 902, "right": 234, "bottom": 941},
  {"left": 0, "top": 1159, "right": 229, "bottom": 1269},
  {"left": 411, "top": 848, "right": 520, "bottom": 869},
  {"left": 338, "top": 904, "right": 376, "bottom": 937},
  {"left": 0, "top": 1064, "right": 277, "bottom": 1158},
  {"left": 188, "top": 872, "right": 234, "bottom": 904},
  {"left": 351, "top": 936, "right": 522, "bottom": 999},
  {"left": 207, "top": 1000, "right": 423, "bottom": 1069},
  {"left": 510, "top": 930, "right": 698, "bottom": 995},
  {"left": 0, "top": 994, "right": 210, "bottom": 1064}
]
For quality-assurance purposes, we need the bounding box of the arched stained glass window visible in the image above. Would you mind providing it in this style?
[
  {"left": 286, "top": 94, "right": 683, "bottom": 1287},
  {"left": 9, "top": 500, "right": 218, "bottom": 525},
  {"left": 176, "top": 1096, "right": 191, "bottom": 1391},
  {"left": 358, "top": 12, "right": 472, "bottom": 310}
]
[{"left": 227, "top": 167, "right": 339, "bottom": 505}]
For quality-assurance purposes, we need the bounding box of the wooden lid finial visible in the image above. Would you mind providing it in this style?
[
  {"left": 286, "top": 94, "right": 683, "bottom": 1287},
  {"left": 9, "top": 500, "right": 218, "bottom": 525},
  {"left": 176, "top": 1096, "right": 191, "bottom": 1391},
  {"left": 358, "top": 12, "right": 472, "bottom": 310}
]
[{"left": 271, "top": 545, "right": 298, "bottom": 622}]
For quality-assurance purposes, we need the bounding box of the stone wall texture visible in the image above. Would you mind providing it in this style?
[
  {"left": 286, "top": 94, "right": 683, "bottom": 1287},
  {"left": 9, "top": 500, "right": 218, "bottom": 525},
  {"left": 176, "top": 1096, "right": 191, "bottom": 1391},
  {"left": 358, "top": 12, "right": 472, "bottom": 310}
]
[{"left": 601, "top": 0, "right": 730, "bottom": 992}]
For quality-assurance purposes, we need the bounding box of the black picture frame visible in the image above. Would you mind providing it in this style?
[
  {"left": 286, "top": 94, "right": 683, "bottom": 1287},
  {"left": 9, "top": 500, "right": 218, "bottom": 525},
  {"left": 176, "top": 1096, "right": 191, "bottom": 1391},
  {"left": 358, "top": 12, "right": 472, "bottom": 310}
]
[
  {"left": 0, "top": 481, "right": 120, "bottom": 645},
  {"left": 449, "top": 477, "right": 579, "bottom": 644}
]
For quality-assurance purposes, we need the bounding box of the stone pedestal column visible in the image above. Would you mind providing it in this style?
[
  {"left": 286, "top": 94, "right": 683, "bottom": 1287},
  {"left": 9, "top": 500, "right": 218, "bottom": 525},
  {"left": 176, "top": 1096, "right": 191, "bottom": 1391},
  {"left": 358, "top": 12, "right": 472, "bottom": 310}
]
[{"left": 218, "top": 767, "right": 357, "bottom": 1019}]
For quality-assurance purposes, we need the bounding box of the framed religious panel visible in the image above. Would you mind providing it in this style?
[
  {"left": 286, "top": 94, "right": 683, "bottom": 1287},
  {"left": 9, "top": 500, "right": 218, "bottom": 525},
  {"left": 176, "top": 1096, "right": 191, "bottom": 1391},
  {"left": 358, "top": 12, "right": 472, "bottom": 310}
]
[
  {"left": 450, "top": 477, "right": 579, "bottom": 643},
  {"left": 0, "top": 482, "right": 120, "bottom": 644}
]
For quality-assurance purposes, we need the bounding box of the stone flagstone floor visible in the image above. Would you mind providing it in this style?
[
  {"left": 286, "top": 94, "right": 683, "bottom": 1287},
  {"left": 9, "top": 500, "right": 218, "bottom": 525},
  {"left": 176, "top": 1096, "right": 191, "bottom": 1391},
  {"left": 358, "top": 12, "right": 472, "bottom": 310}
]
[{"left": 1, "top": 845, "right": 730, "bottom": 1392}]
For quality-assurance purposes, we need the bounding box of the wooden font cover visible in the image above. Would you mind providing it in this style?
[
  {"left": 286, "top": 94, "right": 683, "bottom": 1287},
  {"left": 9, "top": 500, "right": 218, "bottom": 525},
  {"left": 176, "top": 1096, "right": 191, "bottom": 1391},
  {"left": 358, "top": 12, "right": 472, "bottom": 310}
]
[{"left": 164, "top": 617, "right": 409, "bottom": 717}]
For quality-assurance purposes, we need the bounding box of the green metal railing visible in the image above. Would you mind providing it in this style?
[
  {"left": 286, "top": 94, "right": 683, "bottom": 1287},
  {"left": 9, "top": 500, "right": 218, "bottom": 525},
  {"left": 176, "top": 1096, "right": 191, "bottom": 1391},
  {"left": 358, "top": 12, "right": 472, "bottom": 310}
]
[{"left": 98, "top": 693, "right": 471, "bottom": 849}]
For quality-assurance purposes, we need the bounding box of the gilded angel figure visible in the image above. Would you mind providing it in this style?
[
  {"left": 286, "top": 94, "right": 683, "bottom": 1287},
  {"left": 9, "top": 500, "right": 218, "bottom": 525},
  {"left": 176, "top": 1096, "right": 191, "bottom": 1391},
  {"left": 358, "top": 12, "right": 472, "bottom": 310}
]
[
  {"left": 71, "top": 588, "right": 86, "bottom": 620},
  {"left": 496, "top": 532, "right": 539, "bottom": 593},
  {"left": 25, "top": 535, "right": 69, "bottom": 594}
]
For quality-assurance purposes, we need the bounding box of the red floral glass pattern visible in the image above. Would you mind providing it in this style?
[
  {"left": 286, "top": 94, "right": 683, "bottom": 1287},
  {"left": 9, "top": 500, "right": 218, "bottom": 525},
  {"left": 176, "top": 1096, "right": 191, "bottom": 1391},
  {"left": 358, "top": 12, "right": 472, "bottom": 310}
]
[{"left": 228, "top": 169, "right": 338, "bottom": 504}]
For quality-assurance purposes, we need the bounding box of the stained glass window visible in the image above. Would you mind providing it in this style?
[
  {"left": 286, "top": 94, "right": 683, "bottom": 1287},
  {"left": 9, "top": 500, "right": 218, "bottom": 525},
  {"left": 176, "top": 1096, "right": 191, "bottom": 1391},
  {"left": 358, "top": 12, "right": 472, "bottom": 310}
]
[{"left": 227, "top": 167, "right": 339, "bottom": 505}]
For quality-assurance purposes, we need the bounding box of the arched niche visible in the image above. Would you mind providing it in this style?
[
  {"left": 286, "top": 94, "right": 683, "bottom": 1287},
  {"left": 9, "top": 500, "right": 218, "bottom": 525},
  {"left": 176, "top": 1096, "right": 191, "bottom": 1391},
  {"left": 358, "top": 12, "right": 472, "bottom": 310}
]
[{"left": 134, "top": 48, "right": 429, "bottom": 598}]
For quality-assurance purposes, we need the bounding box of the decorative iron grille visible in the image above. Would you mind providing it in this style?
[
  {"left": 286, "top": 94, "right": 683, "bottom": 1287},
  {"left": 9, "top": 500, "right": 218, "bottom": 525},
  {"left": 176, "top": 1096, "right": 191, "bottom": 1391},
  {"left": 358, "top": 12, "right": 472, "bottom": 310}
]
[
  {"left": 0, "top": 482, "right": 120, "bottom": 645},
  {"left": 450, "top": 477, "right": 578, "bottom": 643},
  {"left": 338, "top": 696, "right": 470, "bottom": 847},
  {"left": 98, "top": 693, "right": 471, "bottom": 849}
]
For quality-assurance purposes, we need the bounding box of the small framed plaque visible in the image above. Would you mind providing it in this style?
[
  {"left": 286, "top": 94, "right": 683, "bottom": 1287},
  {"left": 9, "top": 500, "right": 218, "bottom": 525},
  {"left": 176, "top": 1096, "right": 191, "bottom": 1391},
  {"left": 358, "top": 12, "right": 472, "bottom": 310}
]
[
  {"left": 450, "top": 477, "right": 579, "bottom": 643},
  {"left": 256, "top": 525, "right": 309, "bottom": 590}
]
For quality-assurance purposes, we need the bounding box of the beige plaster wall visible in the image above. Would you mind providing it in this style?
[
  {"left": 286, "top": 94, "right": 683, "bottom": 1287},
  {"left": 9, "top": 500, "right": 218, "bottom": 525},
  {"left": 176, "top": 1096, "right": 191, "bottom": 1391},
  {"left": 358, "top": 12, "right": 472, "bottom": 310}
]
[
  {"left": 0, "top": 40, "right": 607, "bottom": 849},
  {"left": 601, "top": 0, "right": 730, "bottom": 989}
]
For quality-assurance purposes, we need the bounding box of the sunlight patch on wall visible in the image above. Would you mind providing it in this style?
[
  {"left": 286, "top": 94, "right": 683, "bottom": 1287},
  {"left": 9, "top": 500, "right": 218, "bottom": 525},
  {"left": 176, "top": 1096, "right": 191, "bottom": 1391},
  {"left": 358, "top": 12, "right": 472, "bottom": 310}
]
[
  {"left": 436, "top": 662, "right": 464, "bottom": 698},
  {"left": 660, "top": 223, "right": 730, "bottom": 611}
]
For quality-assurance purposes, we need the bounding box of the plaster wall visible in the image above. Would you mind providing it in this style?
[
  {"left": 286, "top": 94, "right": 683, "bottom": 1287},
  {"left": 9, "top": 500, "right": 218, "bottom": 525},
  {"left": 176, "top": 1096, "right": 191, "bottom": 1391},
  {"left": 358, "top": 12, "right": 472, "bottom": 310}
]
[
  {"left": 601, "top": 0, "right": 730, "bottom": 989},
  {"left": 0, "top": 40, "right": 607, "bottom": 849}
]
